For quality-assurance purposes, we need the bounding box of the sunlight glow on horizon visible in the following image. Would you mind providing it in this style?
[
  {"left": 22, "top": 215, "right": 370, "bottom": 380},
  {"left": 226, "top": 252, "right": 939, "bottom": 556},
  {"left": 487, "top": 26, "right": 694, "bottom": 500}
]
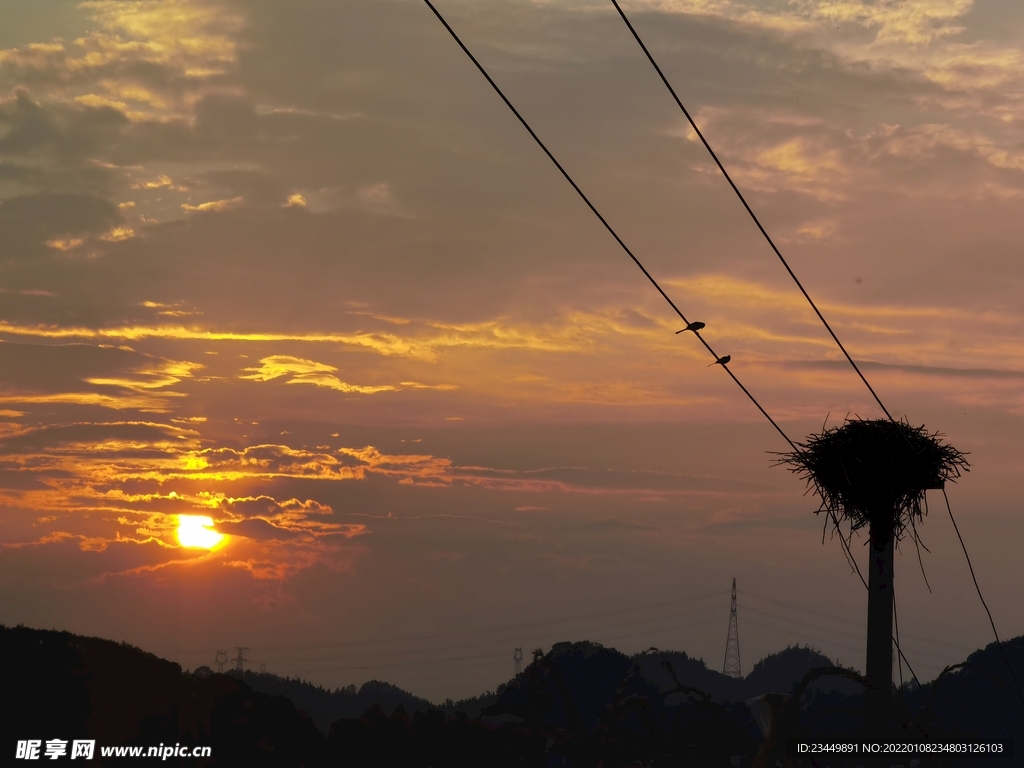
[{"left": 177, "top": 515, "right": 225, "bottom": 549}]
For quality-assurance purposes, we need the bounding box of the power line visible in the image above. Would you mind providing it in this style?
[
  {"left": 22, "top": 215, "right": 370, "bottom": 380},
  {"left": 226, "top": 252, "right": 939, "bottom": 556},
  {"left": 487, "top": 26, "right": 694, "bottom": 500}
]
[
  {"left": 421, "top": 0, "right": 999, "bottom": 708},
  {"left": 740, "top": 603, "right": 952, "bottom": 668},
  {"left": 607, "top": 0, "right": 893, "bottom": 422},
  {"left": 288, "top": 615, "right": 736, "bottom": 675},
  {"left": 418, "top": 5, "right": 940, "bottom": 635},
  {"left": 737, "top": 609, "right": 932, "bottom": 680},
  {"left": 269, "top": 609, "right": 731, "bottom": 667},
  {"left": 611, "top": 0, "right": 993, "bottom": 682},
  {"left": 740, "top": 589, "right": 974, "bottom": 655},
  {"left": 602, "top": 5, "right": 1012, "bottom": 694},
  {"left": 291, "top": 649, "right": 511, "bottom": 674},
  {"left": 420, "top": 0, "right": 795, "bottom": 451},
  {"left": 264, "top": 599, "right": 960, "bottom": 677},
  {"left": 244, "top": 601, "right": 957, "bottom": 681},
  {"left": 415, "top": 9, "right": 917, "bottom": 636},
  {"left": 942, "top": 488, "right": 1024, "bottom": 710},
  {"left": 252, "top": 589, "right": 728, "bottom": 653},
  {"left": 603, "top": 27, "right": 937, "bottom": 693},
  {"left": 739, "top": 616, "right": 866, "bottom": 659}
]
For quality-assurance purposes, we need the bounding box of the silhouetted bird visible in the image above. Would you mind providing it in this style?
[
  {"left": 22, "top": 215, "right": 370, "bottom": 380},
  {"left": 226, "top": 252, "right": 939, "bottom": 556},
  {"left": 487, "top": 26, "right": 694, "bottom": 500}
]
[
  {"left": 708, "top": 355, "right": 731, "bottom": 367},
  {"left": 676, "top": 321, "right": 705, "bottom": 334}
]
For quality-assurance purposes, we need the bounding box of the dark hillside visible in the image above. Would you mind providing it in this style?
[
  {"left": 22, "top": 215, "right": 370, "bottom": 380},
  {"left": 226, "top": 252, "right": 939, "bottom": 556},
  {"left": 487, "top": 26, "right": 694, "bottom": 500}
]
[
  {"left": 630, "top": 649, "right": 741, "bottom": 701},
  {"left": 485, "top": 641, "right": 657, "bottom": 729},
  {"left": 631, "top": 644, "right": 859, "bottom": 703},
  {"left": 6, "top": 623, "right": 1021, "bottom": 766},
  {"left": 741, "top": 644, "right": 861, "bottom": 698},
  {"left": 929, "top": 636, "right": 1024, "bottom": 745},
  {"left": 234, "top": 670, "right": 434, "bottom": 733},
  {"left": 1, "top": 624, "right": 323, "bottom": 766}
]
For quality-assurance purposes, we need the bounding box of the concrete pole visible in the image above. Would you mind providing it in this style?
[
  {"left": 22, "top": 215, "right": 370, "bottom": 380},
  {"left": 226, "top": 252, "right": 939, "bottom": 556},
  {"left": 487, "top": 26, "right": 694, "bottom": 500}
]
[{"left": 865, "top": 524, "right": 894, "bottom": 737}]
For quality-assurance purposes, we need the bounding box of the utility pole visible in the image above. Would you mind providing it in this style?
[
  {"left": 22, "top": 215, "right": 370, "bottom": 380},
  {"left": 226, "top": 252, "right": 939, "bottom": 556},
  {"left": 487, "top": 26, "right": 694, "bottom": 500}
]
[
  {"left": 865, "top": 521, "right": 895, "bottom": 737},
  {"left": 780, "top": 418, "right": 966, "bottom": 740},
  {"left": 214, "top": 650, "right": 227, "bottom": 673},
  {"left": 260, "top": 662, "right": 267, "bottom": 674},
  {"left": 513, "top": 647, "right": 523, "bottom": 677},
  {"left": 723, "top": 578, "right": 741, "bottom": 679},
  {"left": 234, "top": 647, "right": 248, "bottom": 672}
]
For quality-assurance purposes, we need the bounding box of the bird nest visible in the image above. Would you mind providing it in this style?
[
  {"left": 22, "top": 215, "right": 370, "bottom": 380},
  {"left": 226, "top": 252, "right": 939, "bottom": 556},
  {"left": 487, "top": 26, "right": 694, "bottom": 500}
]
[{"left": 777, "top": 418, "right": 969, "bottom": 543}]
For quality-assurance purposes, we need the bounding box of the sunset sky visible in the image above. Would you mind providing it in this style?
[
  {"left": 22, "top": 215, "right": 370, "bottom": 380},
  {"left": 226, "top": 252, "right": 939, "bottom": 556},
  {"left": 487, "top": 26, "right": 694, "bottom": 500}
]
[{"left": 2, "top": 0, "right": 1023, "bottom": 702}]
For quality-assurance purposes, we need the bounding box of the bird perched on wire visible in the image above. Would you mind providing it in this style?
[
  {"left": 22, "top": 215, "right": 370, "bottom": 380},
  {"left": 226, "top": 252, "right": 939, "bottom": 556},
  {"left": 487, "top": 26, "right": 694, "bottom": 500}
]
[
  {"left": 709, "top": 355, "right": 731, "bottom": 367},
  {"left": 676, "top": 321, "right": 705, "bottom": 334}
]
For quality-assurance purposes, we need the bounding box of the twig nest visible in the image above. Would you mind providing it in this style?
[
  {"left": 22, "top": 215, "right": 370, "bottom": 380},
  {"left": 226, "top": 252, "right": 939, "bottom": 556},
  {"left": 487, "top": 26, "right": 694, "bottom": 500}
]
[{"left": 777, "top": 418, "right": 969, "bottom": 542}]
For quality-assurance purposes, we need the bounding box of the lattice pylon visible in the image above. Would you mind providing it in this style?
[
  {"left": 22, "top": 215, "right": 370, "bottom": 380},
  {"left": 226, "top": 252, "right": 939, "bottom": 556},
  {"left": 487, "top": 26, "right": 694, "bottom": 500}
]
[{"left": 723, "top": 578, "right": 742, "bottom": 679}]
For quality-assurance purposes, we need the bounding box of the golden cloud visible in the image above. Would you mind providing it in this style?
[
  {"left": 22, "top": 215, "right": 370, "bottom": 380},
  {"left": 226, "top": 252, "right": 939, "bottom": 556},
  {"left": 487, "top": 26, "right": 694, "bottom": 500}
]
[
  {"left": 85, "top": 358, "right": 203, "bottom": 392},
  {"left": 0, "top": 0, "right": 243, "bottom": 122},
  {"left": 642, "top": 0, "right": 973, "bottom": 46},
  {"left": 46, "top": 238, "right": 84, "bottom": 251},
  {"left": 239, "top": 356, "right": 397, "bottom": 393},
  {"left": 100, "top": 227, "right": 135, "bottom": 242},
  {"left": 399, "top": 381, "right": 459, "bottom": 390},
  {"left": 0, "top": 391, "right": 181, "bottom": 412},
  {"left": 0, "top": 426, "right": 385, "bottom": 580},
  {"left": 131, "top": 175, "right": 174, "bottom": 190},
  {"left": 181, "top": 197, "right": 243, "bottom": 213}
]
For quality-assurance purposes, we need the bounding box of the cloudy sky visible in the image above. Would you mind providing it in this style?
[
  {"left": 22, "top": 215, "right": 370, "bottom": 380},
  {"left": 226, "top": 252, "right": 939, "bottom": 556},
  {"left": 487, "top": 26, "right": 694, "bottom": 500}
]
[{"left": 2, "top": 0, "right": 1023, "bottom": 701}]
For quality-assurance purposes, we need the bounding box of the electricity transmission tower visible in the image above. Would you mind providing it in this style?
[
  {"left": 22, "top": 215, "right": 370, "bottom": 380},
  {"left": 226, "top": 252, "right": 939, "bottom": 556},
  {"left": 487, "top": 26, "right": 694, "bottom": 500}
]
[
  {"left": 513, "top": 647, "right": 523, "bottom": 677},
  {"left": 214, "top": 650, "right": 227, "bottom": 673},
  {"left": 234, "top": 647, "right": 248, "bottom": 672},
  {"left": 723, "top": 578, "right": 742, "bottom": 679}
]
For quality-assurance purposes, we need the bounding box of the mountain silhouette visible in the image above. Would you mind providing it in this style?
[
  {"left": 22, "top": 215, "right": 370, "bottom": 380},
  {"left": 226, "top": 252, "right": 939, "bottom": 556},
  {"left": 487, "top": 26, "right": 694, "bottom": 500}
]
[
  {"left": 5, "top": 623, "right": 1021, "bottom": 766},
  {"left": 1, "top": 624, "right": 323, "bottom": 766},
  {"left": 232, "top": 670, "right": 434, "bottom": 733}
]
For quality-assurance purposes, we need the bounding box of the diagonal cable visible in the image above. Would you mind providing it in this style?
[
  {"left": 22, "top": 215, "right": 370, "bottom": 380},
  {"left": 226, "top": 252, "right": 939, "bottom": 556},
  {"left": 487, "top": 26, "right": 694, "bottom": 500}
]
[
  {"left": 421, "top": 0, "right": 794, "bottom": 450},
  {"left": 942, "top": 488, "right": 1024, "bottom": 711},
  {"left": 422, "top": 0, "right": 925, "bottom": 682},
  {"left": 608, "top": 0, "right": 893, "bottom": 422}
]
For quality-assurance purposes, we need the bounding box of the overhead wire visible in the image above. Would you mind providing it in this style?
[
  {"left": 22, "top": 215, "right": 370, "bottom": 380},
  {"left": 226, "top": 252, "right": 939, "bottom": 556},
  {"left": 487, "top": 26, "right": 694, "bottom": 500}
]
[
  {"left": 262, "top": 605, "right": 730, "bottom": 665},
  {"left": 738, "top": 603, "right": 943, "bottom": 669},
  {"left": 252, "top": 591, "right": 942, "bottom": 684},
  {"left": 273, "top": 594, "right": 954, "bottom": 674},
  {"left": 248, "top": 589, "right": 728, "bottom": 654},
  {"left": 607, "top": 0, "right": 892, "bottom": 422},
  {"left": 602, "top": 0, "right": 1019, "bottom": 704},
  {"left": 420, "top": 0, "right": 795, "bottom": 452},
  {"left": 740, "top": 589, "right": 973, "bottom": 655},
  {"left": 420, "top": 0, "right": 1005, "bottom": 702},
  {"left": 737, "top": 617, "right": 866, "bottom": 660},
  {"left": 942, "top": 488, "right": 1024, "bottom": 710},
  {"left": 420, "top": 0, "right": 922, "bottom": 684}
]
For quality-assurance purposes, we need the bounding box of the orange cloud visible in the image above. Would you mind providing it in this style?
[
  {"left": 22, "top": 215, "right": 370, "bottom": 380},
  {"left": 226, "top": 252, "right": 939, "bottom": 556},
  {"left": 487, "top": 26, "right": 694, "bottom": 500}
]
[
  {"left": 239, "top": 356, "right": 396, "bottom": 393},
  {"left": 131, "top": 175, "right": 174, "bottom": 190},
  {"left": 0, "top": 0, "right": 243, "bottom": 123},
  {"left": 181, "top": 197, "right": 243, "bottom": 213},
  {"left": 0, "top": 391, "right": 181, "bottom": 412}
]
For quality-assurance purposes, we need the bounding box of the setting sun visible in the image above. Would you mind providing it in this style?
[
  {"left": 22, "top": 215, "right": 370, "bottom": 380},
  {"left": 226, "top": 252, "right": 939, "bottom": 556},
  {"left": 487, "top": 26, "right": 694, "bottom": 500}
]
[{"left": 177, "top": 515, "right": 225, "bottom": 549}]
